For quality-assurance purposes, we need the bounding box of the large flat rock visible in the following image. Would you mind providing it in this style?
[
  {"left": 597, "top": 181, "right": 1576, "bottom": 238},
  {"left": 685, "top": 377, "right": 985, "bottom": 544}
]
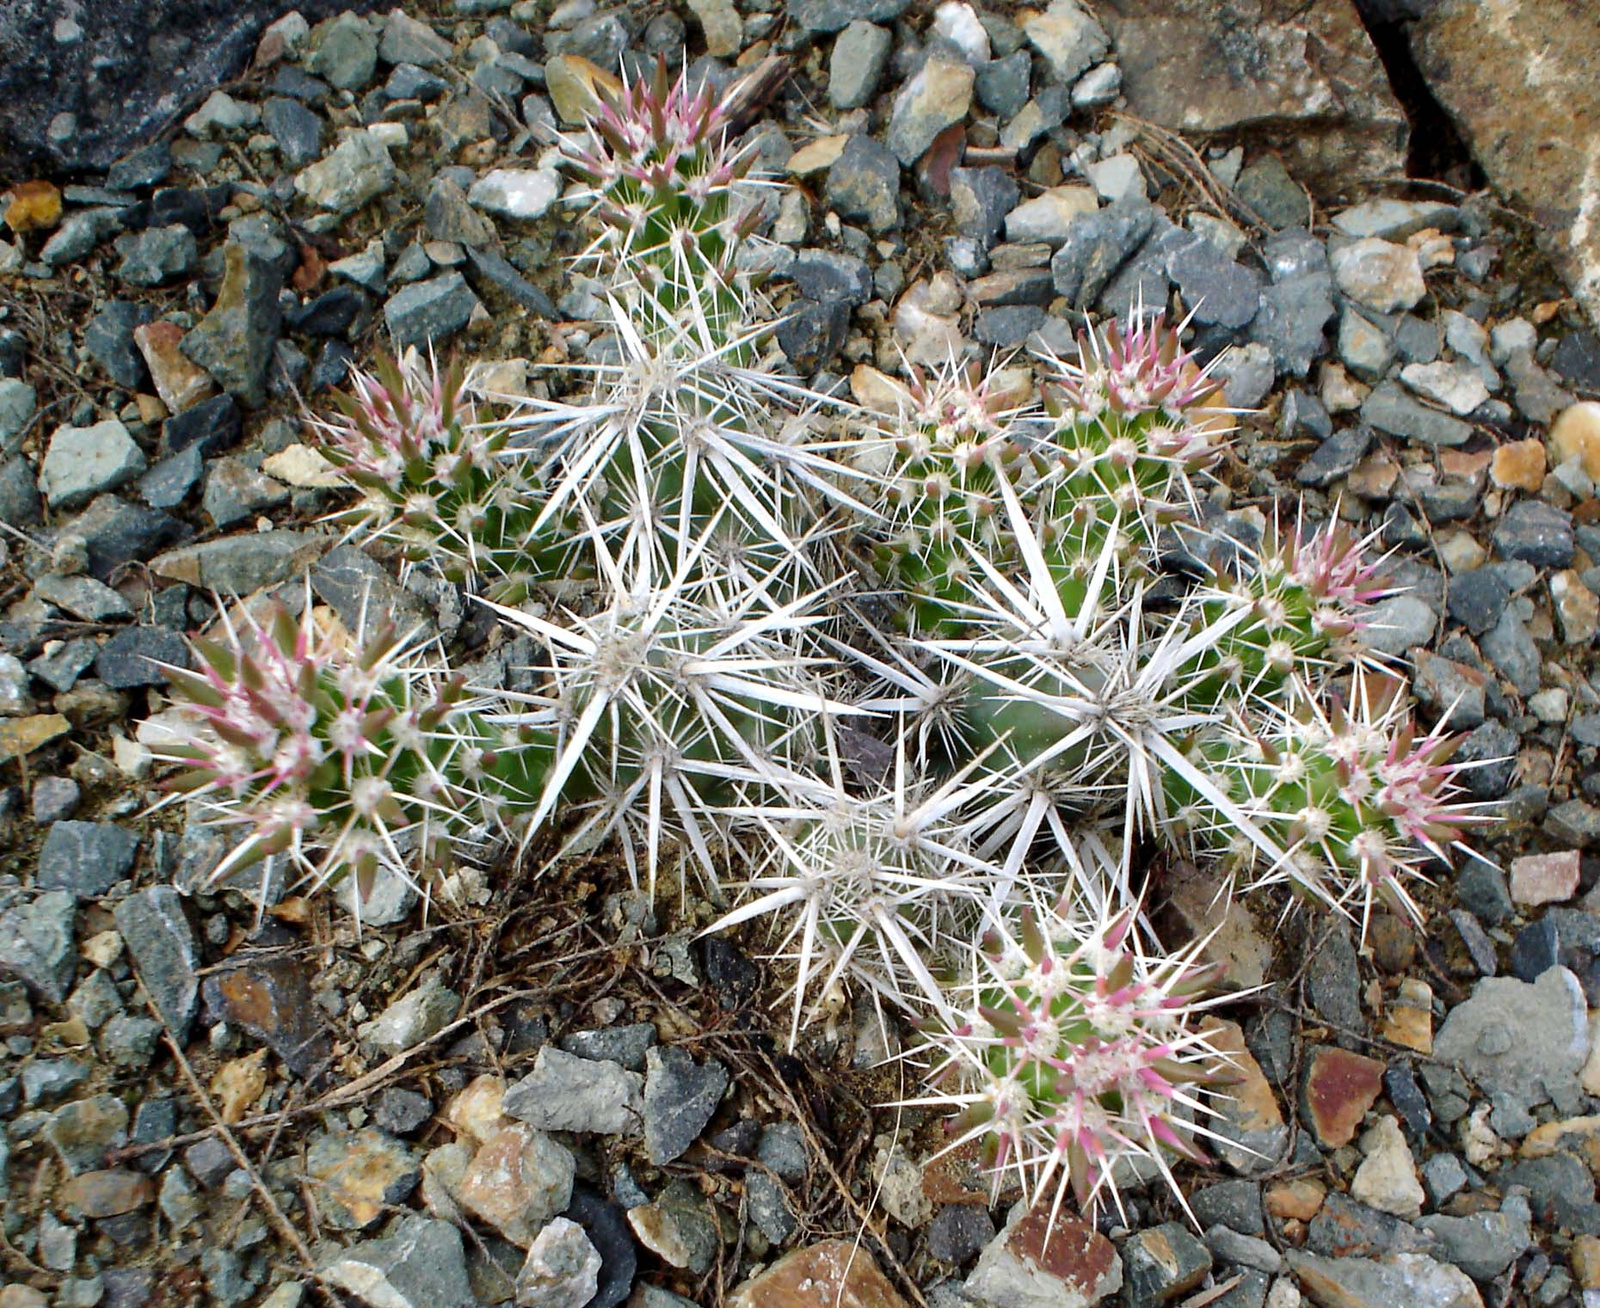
[
  {"left": 0, "top": 0, "right": 378, "bottom": 173},
  {"left": 1094, "top": 0, "right": 1408, "bottom": 194},
  {"left": 1410, "top": 0, "right": 1600, "bottom": 330}
]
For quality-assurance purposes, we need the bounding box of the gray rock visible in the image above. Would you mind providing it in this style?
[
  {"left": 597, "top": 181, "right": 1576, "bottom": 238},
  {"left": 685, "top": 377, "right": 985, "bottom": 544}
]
[
  {"left": 359, "top": 974, "right": 461, "bottom": 1056},
  {"left": 181, "top": 243, "right": 285, "bottom": 408},
  {"left": 0, "top": 890, "right": 77, "bottom": 1002},
  {"left": 516, "top": 1215, "right": 601, "bottom": 1308},
  {"left": 791, "top": 248, "right": 874, "bottom": 306},
  {"left": 1412, "top": 651, "right": 1486, "bottom": 731},
  {"left": 467, "top": 168, "right": 561, "bottom": 221},
  {"left": 1337, "top": 305, "right": 1396, "bottom": 381},
  {"left": 1049, "top": 196, "right": 1155, "bottom": 308},
  {"left": 380, "top": 11, "right": 453, "bottom": 65},
  {"left": 643, "top": 1046, "right": 729, "bottom": 1164},
  {"left": 1284, "top": 1251, "right": 1484, "bottom": 1308},
  {"left": 113, "top": 224, "right": 197, "bottom": 286},
  {"left": 1248, "top": 273, "right": 1336, "bottom": 377},
  {"left": 203, "top": 457, "right": 291, "bottom": 527},
  {"left": 309, "top": 11, "right": 379, "bottom": 90},
  {"left": 777, "top": 299, "right": 850, "bottom": 371},
  {"left": 1445, "top": 567, "right": 1509, "bottom": 635},
  {"left": 1123, "top": 1223, "right": 1212, "bottom": 1307},
  {"left": 1021, "top": 0, "right": 1108, "bottom": 86},
  {"left": 31, "top": 777, "right": 82, "bottom": 824},
  {"left": 33, "top": 573, "right": 133, "bottom": 621},
  {"left": 504, "top": 1046, "right": 644, "bottom": 1134},
  {"left": 976, "top": 49, "right": 1032, "bottom": 118},
  {"left": 745, "top": 1171, "right": 798, "bottom": 1245},
  {"left": 1296, "top": 425, "right": 1372, "bottom": 487},
  {"left": 1071, "top": 61, "right": 1122, "bottom": 109},
  {"left": 1204, "top": 1226, "right": 1283, "bottom": 1274},
  {"left": 1214, "top": 342, "right": 1276, "bottom": 409},
  {"left": 384, "top": 273, "right": 480, "bottom": 349},
  {"left": 1547, "top": 799, "right": 1600, "bottom": 847},
  {"left": 1414, "top": 1197, "right": 1530, "bottom": 1283},
  {"left": 1235, "top": 155, "right": 1306, "bottom": 231},
  {"left": 1493, "top": 499, "right": 1574, "bottom": 568},
  {"left": 112, "top": 886, "right": 199, "bottom": 1039},
  {"left": 37, "top": 822, "right": 139, "bottom": 898},
  {"left": 1503, "top": 347, "right": 1573, "bottom": 425},
  {"left": 1306, "top": 921, "right": 1363, "bottom": 1034},
  {"left": 40, "top": 207, "right": 123, "bottom": 267},
  {"left": 0, "top": 377, "right": 35, "bottom": 451},
  {"left": 295, "top": 131, "right": 397, "bottom": 215},
  {"left": 1433, "top": 966, "right": 1588, "bottom": 1113},
  {"left": 262, "top": 97, "right": 322, "bottom": 168},
  {"left": 826, "top": 134, "right": 901, "bottom": 233},
  {"left": 322, "top": 1216, "right": 477, "bottom": 1308},
  {"left": 790, "top": 0, "right": 910, "bottom": 33},
  {"left": 163, "top": 392, "right": 242, "bottom": 456},
  {"left": 757, "top": 1122, "right": 808, "bottom": 1181},
  {"left": 1166, "top": 234, "right": 1260, "bottom": 330},
  {"left": 1420, "top": 1153, "right": 1468, "bottom": 1206},
  {"left": 95, "top": 624, "right": 190, "bottom": 689},
  {"left": 1453, "top": 722, "right": 1518, "bottom": 802},
  {"left": 1480, "top": 609, "right": 1541, "bottom": 696},
  {"left": 23, "top": 1056, "right": 90, "bottom": 1104},
  {"left": 829, "top": 21, "right": 892, "bottom": 110},
  {"left": 1362, "top": 594, "right": 1436, "bottom": 657},
  {"left": 928, "top": 1203, "right": 995, "bottom": 1264},
  {"left": 558, "top": 1023, "right": 657, "bottom": 1072},
  {"left": 39, "top": 420, "right": 147, "bottom": 511},
  {"left": 1500, "top": 1151, "right": 1600, "bottom": 1233},
  {"left": 1359, "top": 379, "right": 1472, "bottom": 446},
  {"left": 950, "top": 166, "right": 1018, "bottom": 246},
  {"left": 85, "top": 302, "right": 154, "bottom": 389}
]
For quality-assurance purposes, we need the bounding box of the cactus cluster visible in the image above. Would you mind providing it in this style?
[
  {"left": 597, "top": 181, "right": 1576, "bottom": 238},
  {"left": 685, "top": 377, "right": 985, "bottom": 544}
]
[{"left": 146, "top": 61, "right": 1489, "bottom": 1221}]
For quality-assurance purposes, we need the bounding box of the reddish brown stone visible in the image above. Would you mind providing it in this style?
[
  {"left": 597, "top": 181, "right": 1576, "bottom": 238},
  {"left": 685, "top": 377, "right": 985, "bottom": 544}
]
[
  {"left": 57, "top": 1169, "right": 154, "bottom": 1217},
  {"left": 729, "top": 1240, "right": 912, "bottom": 1308},
  {"left": 1300, "top": 1046, "right": 1384, "bottom": 1148},
  {"left": 203, "top": 954, "right": 332, "bottom": 1077},
  {"left": 1009, "top": 1206, "right": 1119, "bottom": 1292}
]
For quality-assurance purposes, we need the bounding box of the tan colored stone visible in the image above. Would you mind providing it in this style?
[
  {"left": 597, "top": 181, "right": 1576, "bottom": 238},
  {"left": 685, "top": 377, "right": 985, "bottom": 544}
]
[
  {"left": 133, "top": 320, "right": 216, "bottom": 414},
  {"left": 1165, "top": 862, "right": 1273, "bottom": 990},
  {"left": 4, "top": 180, "right": 62, "bottom": 234},
  {"left": 1490, "top": 438, "right": 1547, "bottom": 492},
  {"left": 457, "top": 1124, "right": 575, "bottom": 1246},
  {"left": 1573, "top": 1234, "right": 1600, "bottom": 1290},
  {"left": 786, "top": 134, "right": 848, "bottom": 176},
  {"left": 1380, "top": 978, "right": 1433, "bottom": 1054},
  {"left": 1346, "top": 453, "right": 1399, "bottom": 498},
  {"left": 262, "top": 444, "right": 340, "bottom": 488},
  {"left": 57, "top": 1169, "right": 154, "bottom": 1218},
  {"left": 545, "top": 55, "right": 621, "bottom": 125},
  {"left": 1521, "top": 1115, "right": 1600, "bottom": 1173},
  {"left": 1552, "top": 570, "right": 1600, "bottom": 644},
  {"left": 1210, "top": 1019, "right": 1283, "bottom": 1133},
  {"left": 1552, "top": 402, "right": 1600, "bottom": 479},
  {"left": 687, "top": 0, "right": 742, "bottom": 57},
  {"left": 0, "top": 713, "right": 71, "bottom": 763},
  {"left": 445, "top": 1073, "right": 512, "bottom": 1144},
  {"left": 1266, "top": 1177, "right": 1326, "bottom": 1222},
  {"left": 730, "top": 1240, "right": 913, "bottom": 1308},
  {"left": 0, "top": 1286, "right": 49, "bottom": 1308}
]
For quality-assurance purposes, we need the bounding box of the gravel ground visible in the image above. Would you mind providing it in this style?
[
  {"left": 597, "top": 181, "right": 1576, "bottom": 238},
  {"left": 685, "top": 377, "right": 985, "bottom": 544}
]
[{"left": 2, "top": 3, "right": 1600, "bottom": 1308}]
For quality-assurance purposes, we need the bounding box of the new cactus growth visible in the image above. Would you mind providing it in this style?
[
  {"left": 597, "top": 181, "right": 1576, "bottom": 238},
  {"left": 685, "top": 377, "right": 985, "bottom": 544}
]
[
  {"left": 907, "top": 892, "right": 1231, "bottom": 1221},
  {"left": 149, "top": 597, "right": 510, "bottom": 910},
  {"left": 147, "top": 60, "right": 1494, "bottom": 1225}
]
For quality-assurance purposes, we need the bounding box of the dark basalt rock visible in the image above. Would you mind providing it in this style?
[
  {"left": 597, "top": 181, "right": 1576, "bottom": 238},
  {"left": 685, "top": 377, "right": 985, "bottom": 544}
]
[{"left": 0, "top": 0, "right": 381, "bottom": 174}]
